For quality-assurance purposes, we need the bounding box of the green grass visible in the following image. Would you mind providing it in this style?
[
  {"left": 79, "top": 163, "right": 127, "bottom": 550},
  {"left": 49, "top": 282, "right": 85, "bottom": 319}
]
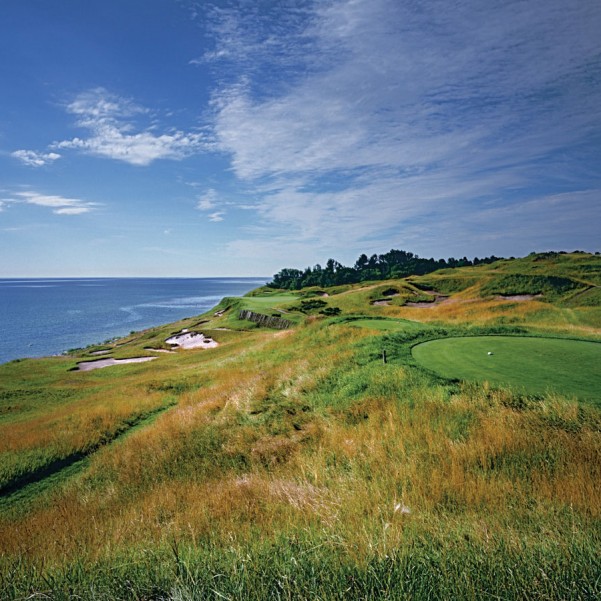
[
  {"left": 480, "top": 274, "right": 581, "bottom": 299},
  {"left": 411, "top": 274, "right": 480, "bottom": 295},
  {"left": 412, "top": 335, "right": 601, "bottom": 403},
  {"left": 563, "top": 286, "right": 601, "bottom": 307},
  {"left": 1, "top": 532, "right": 599, "bottom": 600},
  {"left": 1, "top": 253, "right": 600, "bottom": 600},
  {"left": 241, "top": 294, "right": 299, "bottom": 306},
  {"left": 345, "top": 317, "right": 426, "bottom": 332}
]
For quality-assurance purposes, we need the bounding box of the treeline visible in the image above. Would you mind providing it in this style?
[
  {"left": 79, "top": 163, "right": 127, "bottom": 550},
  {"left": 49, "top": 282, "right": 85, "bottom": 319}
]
[{"left": 268, "top": 249, "right": 503, "bottom": 290}]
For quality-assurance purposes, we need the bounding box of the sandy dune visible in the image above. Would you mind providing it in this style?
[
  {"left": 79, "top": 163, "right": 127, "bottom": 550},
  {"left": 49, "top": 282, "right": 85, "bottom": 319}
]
[{"left": 75, "top": 357, "right": 157, "bottom": 371}]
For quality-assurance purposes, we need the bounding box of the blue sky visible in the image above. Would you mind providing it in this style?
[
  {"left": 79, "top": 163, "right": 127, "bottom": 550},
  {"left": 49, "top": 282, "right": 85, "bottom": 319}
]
[{"left": 1, "top": 0, "right": 600, "bottom": 277}]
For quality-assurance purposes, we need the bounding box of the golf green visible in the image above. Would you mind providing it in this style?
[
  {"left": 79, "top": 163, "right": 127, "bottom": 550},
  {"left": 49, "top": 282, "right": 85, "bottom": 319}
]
[{"left": 412, "top": 336, "right": 601, "bottom": 403}]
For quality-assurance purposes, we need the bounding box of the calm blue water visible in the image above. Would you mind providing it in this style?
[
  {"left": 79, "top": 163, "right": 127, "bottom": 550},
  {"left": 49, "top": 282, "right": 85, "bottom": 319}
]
[{"left": 0, "top": 278, "right": 266, "bottom": 364}]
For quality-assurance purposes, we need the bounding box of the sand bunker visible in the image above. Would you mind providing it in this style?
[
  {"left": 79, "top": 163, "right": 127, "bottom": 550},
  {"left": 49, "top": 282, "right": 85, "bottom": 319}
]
[
  {"left": 75, "top": 357, "right": 157, "bottom": 371},
  {"left": 166, "top": 330, "right": 218, "bottom": 349}
]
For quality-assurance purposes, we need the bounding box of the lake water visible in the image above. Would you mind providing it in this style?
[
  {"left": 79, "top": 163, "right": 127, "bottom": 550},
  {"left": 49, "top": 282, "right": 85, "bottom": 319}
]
[{"left": 0, "top": 277, "right": 266, "bottom": 364}]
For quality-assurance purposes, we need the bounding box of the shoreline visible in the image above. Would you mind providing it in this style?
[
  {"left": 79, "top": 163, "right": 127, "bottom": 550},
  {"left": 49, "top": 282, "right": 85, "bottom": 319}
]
[
  {"left": 0, "top": 277, "right": 267, "bottom": 366},
  {"left": 1, "top": 318, "right": 224, "bottom": 367}
]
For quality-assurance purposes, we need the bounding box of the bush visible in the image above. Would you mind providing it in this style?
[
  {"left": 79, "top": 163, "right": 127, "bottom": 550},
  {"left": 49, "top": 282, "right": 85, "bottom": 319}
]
[
  {"left": 292, "top": 299, "right": 328, "bottom": 313},
  {"left": 481, "top": 274, "right": 579, "bottom": 298},
  {"left": 319, "top": 307, "right": 341, "bottom": 316}
]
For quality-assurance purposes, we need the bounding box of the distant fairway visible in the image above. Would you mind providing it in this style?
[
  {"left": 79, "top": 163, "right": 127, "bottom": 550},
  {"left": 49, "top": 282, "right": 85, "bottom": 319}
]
[
  {"left": 244, "top": 294, "right": 299, "bottom": 305},
  {"left": 412, "top": 336, "right": 601, "bottom": 403}
]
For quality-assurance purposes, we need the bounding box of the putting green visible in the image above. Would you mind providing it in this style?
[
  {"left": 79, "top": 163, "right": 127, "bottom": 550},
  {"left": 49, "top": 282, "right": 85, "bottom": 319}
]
[{"left": 412, "top": 336, "right": 601, "bottom": 403}]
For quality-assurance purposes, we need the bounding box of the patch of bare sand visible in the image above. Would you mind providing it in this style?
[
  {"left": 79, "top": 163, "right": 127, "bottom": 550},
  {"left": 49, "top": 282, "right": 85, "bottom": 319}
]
[
  {"left": 166, "top": 330, "right": 218, "bottom": 349},
  {"left": 75, "top": 357, "right": 157, "bottom": 371}
]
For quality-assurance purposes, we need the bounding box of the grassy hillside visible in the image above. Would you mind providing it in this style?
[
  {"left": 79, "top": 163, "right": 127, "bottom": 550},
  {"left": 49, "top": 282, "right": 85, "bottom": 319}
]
[{"left": 0, "top": 253, "right": 600, "bottom": 600}]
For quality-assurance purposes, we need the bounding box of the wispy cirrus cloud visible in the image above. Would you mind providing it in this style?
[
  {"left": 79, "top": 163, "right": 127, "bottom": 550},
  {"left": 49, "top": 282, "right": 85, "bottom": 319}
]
[
  {"left": 196, "top": 188, "right": 227, "bottom": 221},
  {"left": 11, "top": 150, "right": 62, "bottom": 167},
  {"left": 12, "top": 88, "right": 207, "bottom": 168},
  {"left": 202, "top": 0, "right": 601, "bottom": 258},
  {"left": 196, "top": 188, "right": 218, "bottom": 210},
  {"left": 207, "top": 211, "right": 225, "bottom": 222},
  {"left": 51, "top": 88, "right": 207, "bottom": 166},
  {"left": 2, "top": 191, "right": 98, "bottom": 215}
]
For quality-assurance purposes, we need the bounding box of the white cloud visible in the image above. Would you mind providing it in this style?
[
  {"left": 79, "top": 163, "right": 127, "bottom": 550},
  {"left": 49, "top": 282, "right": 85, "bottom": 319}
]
[
  {"left": 11, "top": 191, "right": 97, "bottom": 215},
  {"left": 66, "top": 87, "right": 146, "bottom": 121},
  {"left": 53, "top": 207, "right": 92, "bottom": 215},
  {"left": 208, "top": 211, "right": 225, "bottom": 222},
  {"left": 196, "top": 188, "right": 218, "bottom": 210},
  {"left": 11, "top": 150, "right": 61, "bottom": 167},
  {"left": 54, "top": 88, "right": 206, "bottom": 166},
  {"left": 205, "top": 0, "right": 601, "bottom": 254},
  {"left": 56, "top": 128, "right": 204, "bottom": 166},
  {"left": 196, "top": 188, "right": 226, "bottom": 221},
  {"left": 212, "top": 0, "right": 601, "bottom": 182}
]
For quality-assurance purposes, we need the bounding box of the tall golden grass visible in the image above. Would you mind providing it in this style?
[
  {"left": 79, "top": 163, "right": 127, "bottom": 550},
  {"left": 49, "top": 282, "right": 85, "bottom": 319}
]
[{"left": 1, "top": 319, "right": 599, "bottom": 574}]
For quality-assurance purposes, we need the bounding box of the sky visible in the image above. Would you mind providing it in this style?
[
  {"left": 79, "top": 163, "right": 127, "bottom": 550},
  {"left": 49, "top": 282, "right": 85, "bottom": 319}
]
[{"left": 1, "top": 0, "right": 600, "bottom": 277}]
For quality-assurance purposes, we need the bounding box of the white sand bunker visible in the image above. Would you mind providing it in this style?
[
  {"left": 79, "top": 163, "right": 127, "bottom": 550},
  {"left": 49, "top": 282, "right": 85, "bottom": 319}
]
[
  {"left": 76, "top": 357, "right": 157, "bottom": 371},
  {"left": 166, "top": 330, "right": 218, "bottom": 349}
]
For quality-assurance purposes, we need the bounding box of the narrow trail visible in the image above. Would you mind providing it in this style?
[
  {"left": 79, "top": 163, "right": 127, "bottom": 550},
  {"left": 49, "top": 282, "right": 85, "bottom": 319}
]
[
  {"left": 566, "top": 284, "right": 599, "bottom": 301},
  {"left": 0, "top": 403, "right": 174, "bottom": 503}
]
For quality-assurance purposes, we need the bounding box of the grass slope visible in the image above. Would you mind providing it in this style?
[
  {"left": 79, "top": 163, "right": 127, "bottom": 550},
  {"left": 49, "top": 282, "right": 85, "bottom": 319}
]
[
  {"left": 345, "top": 317, "right": 427, "bottom": 332},
  {"left": 0, "top": 252, "right": 600, "bottom": 600}
]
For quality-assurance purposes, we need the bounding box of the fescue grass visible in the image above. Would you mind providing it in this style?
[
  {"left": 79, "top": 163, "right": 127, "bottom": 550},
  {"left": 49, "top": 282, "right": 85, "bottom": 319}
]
[
  {"left": 480, "top": 274, "right": 581, "bottom": 299},
  {"left": 344, "top": 317, "right": 427, "bottom": 332},
  {"left": 1, "top": 253, "right": 600, "bottom": 599}
]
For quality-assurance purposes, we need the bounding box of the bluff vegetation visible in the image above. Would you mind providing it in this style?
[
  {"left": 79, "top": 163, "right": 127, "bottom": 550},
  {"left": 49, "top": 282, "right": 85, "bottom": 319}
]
[{"left": 268, "top": 249, "right": 503, "bottom": 290}]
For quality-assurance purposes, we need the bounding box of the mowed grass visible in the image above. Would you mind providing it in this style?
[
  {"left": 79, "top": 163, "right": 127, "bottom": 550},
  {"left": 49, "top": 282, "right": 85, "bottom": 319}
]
[
  {"left": 242, "top": 293, "right": 299, "bottom": 306},
  {"left": 412, "top": 336, "right": 601, "bottom": 403}
]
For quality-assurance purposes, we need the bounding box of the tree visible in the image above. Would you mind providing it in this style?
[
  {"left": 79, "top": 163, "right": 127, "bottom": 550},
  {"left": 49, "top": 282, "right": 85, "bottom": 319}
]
[{"left": 268, "top": 249, "right": 504, "bottom": 289}]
